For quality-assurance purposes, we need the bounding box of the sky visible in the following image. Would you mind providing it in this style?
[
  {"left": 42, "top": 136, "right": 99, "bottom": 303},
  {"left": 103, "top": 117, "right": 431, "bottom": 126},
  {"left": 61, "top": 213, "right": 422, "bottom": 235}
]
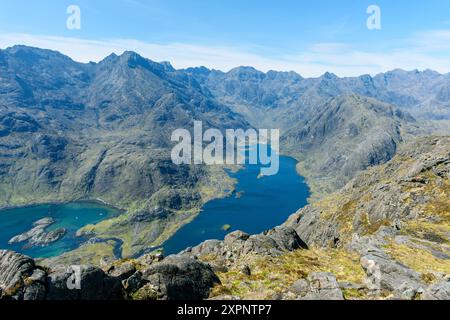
[{"left": 1, "top": 0, "right": 450, "bottom": 76}]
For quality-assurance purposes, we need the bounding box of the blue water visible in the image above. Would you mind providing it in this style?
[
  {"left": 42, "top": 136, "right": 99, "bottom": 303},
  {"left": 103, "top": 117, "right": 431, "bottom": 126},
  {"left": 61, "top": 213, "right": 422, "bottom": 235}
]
[
  {"left": 163, "top": 155, "right": 310, "bottom": 255},
  {"left": 0, "top": 154, "right": 310, "bottom": 259},
  {"left": 0, "top": 202, "right": 119, "bottom": 258}
]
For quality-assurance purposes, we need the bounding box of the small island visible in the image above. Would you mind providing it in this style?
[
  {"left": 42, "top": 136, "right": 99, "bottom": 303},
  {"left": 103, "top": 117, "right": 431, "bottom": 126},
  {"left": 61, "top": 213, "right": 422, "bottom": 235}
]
[
  {"left": 221, "top": 224, "right": 232, "bottom": 232},
  {"left": 8, "top": 217, "right": 66, "bottom": 249}
]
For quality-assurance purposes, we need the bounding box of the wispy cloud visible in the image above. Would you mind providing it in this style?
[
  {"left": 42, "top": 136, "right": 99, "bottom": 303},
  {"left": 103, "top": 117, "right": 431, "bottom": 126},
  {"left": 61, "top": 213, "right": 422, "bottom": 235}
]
[{"left": 1, "top": 31, "right": 450, "bottom": 77}]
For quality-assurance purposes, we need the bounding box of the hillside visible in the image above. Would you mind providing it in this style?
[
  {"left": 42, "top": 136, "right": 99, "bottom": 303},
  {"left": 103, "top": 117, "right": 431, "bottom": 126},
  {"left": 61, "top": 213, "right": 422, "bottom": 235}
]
[
  {"left": 187, "top": 66, "right": 450, "bottom": 125},
  {"left": 192, "top": 136, "right": 450, "bottom": 300},
  {"left": 0, "top": 46, "right": 249, "bottom": 258},
  {"left": 1, "top": 136, "right": 448, "bottom": 300},
  {"left": 187, "top": 66, "right": 450, "bottom": 196},
  {"left": 282, "top": 95, "right": 419, "bottom": 196}
]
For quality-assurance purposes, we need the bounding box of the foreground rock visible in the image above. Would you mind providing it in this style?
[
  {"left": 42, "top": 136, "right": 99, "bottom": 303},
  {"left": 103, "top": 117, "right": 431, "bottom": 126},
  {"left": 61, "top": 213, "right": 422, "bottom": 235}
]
[
  {"left": 360, "top": 249, "right": 424, "bottom": 294},
  {"left": 0, "top": 249, "right": 220, "bottom": 301},
  {"left": 0, "top": 250, "right": 46, "bottom": 300},
  {"left": 8, "top": 217, "right": 66, "bottom": 249},
  {"left": 46, "top": 265, "right": 122, "bottom": 300},
  {"left": 140, "top": 256, "right": 220, "bottom": 300}
]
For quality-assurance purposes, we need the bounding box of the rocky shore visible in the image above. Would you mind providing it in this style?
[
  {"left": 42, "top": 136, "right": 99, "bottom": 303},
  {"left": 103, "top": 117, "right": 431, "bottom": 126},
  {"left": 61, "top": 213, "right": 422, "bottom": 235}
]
[{"left": 8, "top": 217, "right": 66, "bottom": 249}]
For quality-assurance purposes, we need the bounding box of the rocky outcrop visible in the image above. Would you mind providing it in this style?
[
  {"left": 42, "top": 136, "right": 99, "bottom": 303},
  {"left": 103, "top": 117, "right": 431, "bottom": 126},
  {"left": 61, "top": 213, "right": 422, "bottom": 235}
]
[
  {"left": 286, "top": 136, "right": 449, "bottom": 249},
  {"left": 0, "top": 250, "right": 46, "bottom": 300},
  {"left": 140, "top": 256, "right": 220, "bottom": 300},
  {"left": 8, "top": 217, "right": 66, "bottom": 249},
  {"left": 0, "top": 249, "right": 220, "bottom": 301},
  {"left": 360, "top": 249, "right": 423, "bottom": 294},
  {"left": 182, "top": 227, "right": 307, "bottom": 264},
  {"left": 45, "top": 265, "right": 123, "bottom": 300}
]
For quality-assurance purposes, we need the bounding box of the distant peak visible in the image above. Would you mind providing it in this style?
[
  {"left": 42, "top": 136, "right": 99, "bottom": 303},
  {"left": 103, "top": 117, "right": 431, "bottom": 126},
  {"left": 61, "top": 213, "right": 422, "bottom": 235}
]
[
  {"left": 227, "top": 66, "right": 265, "bottom": 79},
  {"left": 160, "top": 61, "right": 175, "bottom": 71},
  {"left": 120, "top": 50, "right": 143, "bottom": 60},
  {"left": 6, "top": 45, "right": 59, "bottom": 56},
  {"left": 321, "top": 71, "right": 338, "bottom": 79},
  {"left": 228, "top": 66, "right": 260, "bottom": 73},
  {"left": 4, "top": 45, "right": 75, "bottom": 63},
  {"left": 185, "top": 66, "right": 211, "bottom": 73}
]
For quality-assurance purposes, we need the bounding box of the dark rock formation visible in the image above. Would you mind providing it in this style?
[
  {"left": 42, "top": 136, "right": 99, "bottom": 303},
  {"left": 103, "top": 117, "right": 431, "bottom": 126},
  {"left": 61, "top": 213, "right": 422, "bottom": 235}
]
[
  {"left": 0, "top": 250, "right": 46, "bottom": 300},
  {"left": 141, "top": 256, "right": 220, "bottom": 300},
  {"left": 0, "top": 249, "right": 220, "bottom": 301},
  {"left": 46, "top": 265, "right": 123, "bottom": 300}
]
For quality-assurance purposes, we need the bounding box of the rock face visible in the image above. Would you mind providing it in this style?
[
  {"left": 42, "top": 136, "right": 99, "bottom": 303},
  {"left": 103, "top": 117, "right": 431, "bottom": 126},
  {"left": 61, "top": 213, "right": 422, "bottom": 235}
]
[
  {"left": 422, "top": 281, "right": 450, "bottom": 300},
  {"left": 286, "top": 136, "right": 450, "bottom": 248},
  {"left": 8, "top": 217, "right": 66, "bottom": 249},
  {"left": 0, "top": 250, "right": 46, "bottom": 300},
  {"left": 281, "top": 95, "right": 414, "bottom": 194}
]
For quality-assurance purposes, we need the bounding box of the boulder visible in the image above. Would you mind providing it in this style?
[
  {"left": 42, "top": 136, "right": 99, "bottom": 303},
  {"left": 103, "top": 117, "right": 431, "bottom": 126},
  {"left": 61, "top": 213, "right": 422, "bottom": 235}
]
[
  {"left": 141, "top": 256, "right": 220, "bottom": 300},
  {"left": 107, "top": 261, "right": 136, "bottom": 281},
  {"left": 189, "top": 239, "right": 224, "bottom": 257},
  {"left": 224, "top": 230, "right": 250, "bottom": 245},
  {"left": 243, "top": 227, "right": 307, "bottom": 256},
  {"left": 266, "top": 227, "right": 308, "bottom": 251},
  {"left": 137, "top": 250, "right": 164, "bottom": 267},
  {"left": 0, "top": 250, "right": 46, "bottom": 300},
  {"left": 122, "top": 271, "right": 147, "bottom": 294},
  {"left": 46, "top": 265, "right": 123, "bottom": 300}
]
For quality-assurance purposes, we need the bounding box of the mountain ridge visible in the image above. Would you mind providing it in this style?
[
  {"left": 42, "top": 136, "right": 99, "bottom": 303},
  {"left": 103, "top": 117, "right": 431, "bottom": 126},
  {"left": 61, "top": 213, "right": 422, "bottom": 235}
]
[{"left": 0, "top": 45, "right": 449, "bottom": 264}]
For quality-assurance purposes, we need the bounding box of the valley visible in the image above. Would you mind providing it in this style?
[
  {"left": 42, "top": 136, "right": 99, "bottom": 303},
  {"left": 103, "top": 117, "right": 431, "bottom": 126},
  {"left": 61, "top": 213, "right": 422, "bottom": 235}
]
[{"left": 0, "top": 45, "right": 449, "bottom": 301}]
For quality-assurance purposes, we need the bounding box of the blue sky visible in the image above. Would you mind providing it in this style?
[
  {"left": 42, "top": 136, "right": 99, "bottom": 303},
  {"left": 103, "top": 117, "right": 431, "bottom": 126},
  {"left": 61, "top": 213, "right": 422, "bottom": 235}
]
[{"left": 1, "top": 0, "right": 450, "bottom": 76}]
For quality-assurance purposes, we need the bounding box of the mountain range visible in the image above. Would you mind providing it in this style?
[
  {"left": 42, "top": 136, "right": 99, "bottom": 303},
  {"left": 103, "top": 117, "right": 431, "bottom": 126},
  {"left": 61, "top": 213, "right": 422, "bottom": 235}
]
[{"left": 0, "top": 45, "right": 449, "bottom": 261}]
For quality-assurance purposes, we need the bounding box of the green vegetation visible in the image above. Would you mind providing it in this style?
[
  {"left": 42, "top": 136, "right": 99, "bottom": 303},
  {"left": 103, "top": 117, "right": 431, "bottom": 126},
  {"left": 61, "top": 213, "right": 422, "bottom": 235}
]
[
  {"left": 210, "top": 248, "right": 365, "bottom": 300},
  {"left": 221, "top": 224, "right": 232, "bottom": 232}
]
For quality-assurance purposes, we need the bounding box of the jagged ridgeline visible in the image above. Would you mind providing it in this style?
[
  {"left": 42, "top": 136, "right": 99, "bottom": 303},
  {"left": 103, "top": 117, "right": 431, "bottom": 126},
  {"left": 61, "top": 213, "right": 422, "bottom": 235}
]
[{"left": 0, "top": 45, "right": 449, "bottom": 264}]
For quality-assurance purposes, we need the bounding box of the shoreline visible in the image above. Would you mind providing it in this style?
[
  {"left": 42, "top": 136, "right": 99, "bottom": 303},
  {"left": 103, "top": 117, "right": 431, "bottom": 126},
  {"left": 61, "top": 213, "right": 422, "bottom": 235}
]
[
  {"left": 1, "top": 157, "right": 312, "bottom": 263},
  {"left": 0, "top": 198, "right": 126, "bottom": 214}
]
